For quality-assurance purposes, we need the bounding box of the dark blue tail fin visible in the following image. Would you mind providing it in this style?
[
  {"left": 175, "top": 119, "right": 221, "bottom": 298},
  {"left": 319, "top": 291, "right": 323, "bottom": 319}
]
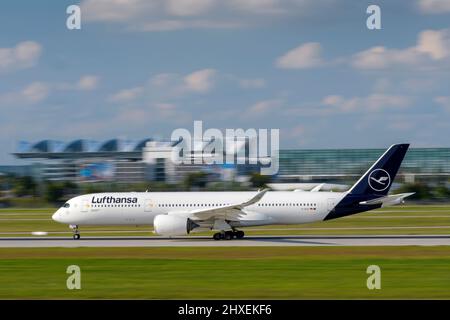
[
  {"left": 324, "top": 144, "right": 410, "bottom": 220},
  {"left": 348, "top": 144, "right": 409, "bottom": 196}
]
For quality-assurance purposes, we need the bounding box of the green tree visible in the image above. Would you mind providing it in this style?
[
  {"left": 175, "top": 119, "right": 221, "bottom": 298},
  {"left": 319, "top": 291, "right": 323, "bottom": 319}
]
[
  {"left": 395, "top": 183, "right": 432, "bottom": 200},
  {"left": 15, "top": 176, "right": 37, "bottom": 197},
  {"left": 44, "top": 182, "right": 64, "bottom": 203},
  {"left": 62, "top": 181, "right": 78, "bottom": 195},
  {"left": 433, "top": 185, "right": 450, "bottom": 200}
]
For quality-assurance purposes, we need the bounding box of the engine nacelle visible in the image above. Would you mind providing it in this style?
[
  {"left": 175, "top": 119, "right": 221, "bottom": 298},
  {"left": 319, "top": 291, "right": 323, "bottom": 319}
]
[{"left": 153, "top": 214, "right": 199, "bottom": 236}]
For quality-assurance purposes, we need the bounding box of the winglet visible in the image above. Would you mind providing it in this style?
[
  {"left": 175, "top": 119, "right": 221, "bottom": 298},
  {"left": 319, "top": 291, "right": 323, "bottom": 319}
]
[{"left": 239, "top": 188, "right": 269, "bottom": 208}]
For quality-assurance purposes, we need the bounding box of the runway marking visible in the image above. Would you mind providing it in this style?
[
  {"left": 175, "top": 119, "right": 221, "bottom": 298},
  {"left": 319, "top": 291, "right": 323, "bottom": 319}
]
[
  {"left": 0, "top": 235, "right": 449, "bottom": 247},
  {"left": 1, "top": 225, "right": 450, "bottom": 236},
  {"left": 247, "top": 226, "right": 450, "bottom": 231}
]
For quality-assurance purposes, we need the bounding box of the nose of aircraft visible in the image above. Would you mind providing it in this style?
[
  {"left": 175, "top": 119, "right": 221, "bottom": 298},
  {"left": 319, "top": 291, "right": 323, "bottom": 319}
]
[{"left": 52, "top": 209, "right": 62, "bottom": 223}]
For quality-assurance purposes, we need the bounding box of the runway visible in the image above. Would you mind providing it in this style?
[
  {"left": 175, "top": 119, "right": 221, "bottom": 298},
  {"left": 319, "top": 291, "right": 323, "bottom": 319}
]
[{"left": 0, "top": 235, "right": 449, "bottom": 247}]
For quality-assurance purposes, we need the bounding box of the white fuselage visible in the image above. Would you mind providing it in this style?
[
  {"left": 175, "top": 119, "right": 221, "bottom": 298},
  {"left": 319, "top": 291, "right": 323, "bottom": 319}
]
[{"left": 52, "top": 191, "right": 347, "bottom": 228}]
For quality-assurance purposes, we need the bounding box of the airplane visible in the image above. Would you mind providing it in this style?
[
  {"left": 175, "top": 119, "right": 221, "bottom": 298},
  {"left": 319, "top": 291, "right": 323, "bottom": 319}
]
[{"left": 52, "top": 143, "right": 414, "bottom": 240}]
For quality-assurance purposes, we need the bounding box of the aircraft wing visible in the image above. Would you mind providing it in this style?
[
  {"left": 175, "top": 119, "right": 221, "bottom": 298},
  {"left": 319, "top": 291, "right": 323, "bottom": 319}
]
[
  {"left": 187, "top": 188, "right": 269, "bottom": 221},
  {"left": 359, "top": 193, "right": 415, "bottom": 207}
]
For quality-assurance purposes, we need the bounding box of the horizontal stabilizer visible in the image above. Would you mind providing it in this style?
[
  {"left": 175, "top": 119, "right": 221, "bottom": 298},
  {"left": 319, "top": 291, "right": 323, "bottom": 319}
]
[{"left": 359, "top": 192, "right": 415, "bottom": 207}]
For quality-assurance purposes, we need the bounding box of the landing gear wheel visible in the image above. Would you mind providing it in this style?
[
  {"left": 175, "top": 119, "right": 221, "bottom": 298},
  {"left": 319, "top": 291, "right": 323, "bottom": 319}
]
[
  {"left": 213, "top": 231, "right": 236, "bottom": 240},
  {"left": 224, "top": 231, "right": 233, "bottom": 240},
  {"left": 235, "top": 231, "right": 245, "bottom": 239},
  {"left": 70, "top": 225, "right": 80, "bottom": 240}
]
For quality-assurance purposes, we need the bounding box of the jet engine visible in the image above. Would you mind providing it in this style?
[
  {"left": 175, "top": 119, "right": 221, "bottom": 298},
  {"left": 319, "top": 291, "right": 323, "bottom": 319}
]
[{"left": 153, "top": 215, "right": 199, "bottom": 236}]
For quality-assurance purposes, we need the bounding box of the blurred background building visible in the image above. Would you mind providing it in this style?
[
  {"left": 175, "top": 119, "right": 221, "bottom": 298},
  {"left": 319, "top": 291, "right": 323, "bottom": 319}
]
[
  {"left": 3, "top": 139, "right": 449, "bottom": 186},
  {"left": 278, "top": 148, "right": 450, "bottom": 184}
]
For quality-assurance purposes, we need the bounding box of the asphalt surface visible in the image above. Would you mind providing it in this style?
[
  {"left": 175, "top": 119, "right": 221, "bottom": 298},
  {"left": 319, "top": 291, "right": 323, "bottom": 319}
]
[{"left": 0, "top": 235, "right": 449, "bottom": 247}]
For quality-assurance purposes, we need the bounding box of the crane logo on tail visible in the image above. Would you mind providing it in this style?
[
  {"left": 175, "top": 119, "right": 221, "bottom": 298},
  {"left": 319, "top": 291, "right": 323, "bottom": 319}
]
[{"left": 368, "top": 169, "right": 391, "bottom": 192}]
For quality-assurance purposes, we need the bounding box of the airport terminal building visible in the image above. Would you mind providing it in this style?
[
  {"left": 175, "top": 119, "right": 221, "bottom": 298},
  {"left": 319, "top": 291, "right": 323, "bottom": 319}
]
[
  {"left": 5, "top": 139, "right": 450, "bottom": 185},
  {"left": 278, "top": 148, "right": 450, "bottom": 184}
]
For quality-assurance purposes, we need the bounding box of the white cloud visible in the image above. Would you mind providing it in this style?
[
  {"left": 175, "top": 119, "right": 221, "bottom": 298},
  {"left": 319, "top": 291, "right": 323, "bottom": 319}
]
[
  {"left": 0, "top": 75, "right": 100, "bottom": 107},
  {"left": 166, "top": 0, "right": 215, "bottom": 16},
  {"left": 276, "top": 42, "right": 323, "bottom": 69},
  {"left": 183, "top": 68, "right": 216, "bottom": 93},
  {"left": 417, "top": 0, "right": 450, "bottom": 14},
  {"left": 77, "top": 75, "right": 100, "bottom": 90},
  {"left": 0, "top": 82, "right": 49, "bottom": 105},
  {"left": 137, "top": 19, "right": 242, "bottom": 31},
  {"left": 82, "top": 0, "right": 154, "bottom": 22},
  {"left": 110, "top": 69, "right": 217, "bottom": 104},
  {"left": 229, "top": 0, "right": 284, "bottom": 14},
  {"left": 435, "top": 96, "right": 450, "bottom": 112},
  {"left": 137, "top": 20, "right": 186, "bottom": 32},
  {"left": 56, "top": 75, "right": 100, "bottom": 92},
  {"left": 81, "top": 0, "right": 336, "bottom": 31},
  {"left": 321, "top": 94, "right": 412, "bottom": 112},
  {"left": 248, "top": 99, "right": 282, "bottom": 114},
  {"left": 20, "top": 82, "right": 50, "bottom": 103},
  {"left": 352, "top": 46, "right": 417, "bottom": 69},
  {"left": 0, "top": 41, "right": 42, "bottom": 73},
  {"left": 416, "top": 29, "right": 449, "bottom": 59},
  {"left": 275, "top": 29, "right": 450, "bottom": 72},
  {"left": 109, "top": 86, "right": 144, "bottom": 102},
  {"left": 111, "top": 70, "right": 265, "bottom": 106},
  {"left": 352, "top": 29, "right": 450, "bottom": 69}
]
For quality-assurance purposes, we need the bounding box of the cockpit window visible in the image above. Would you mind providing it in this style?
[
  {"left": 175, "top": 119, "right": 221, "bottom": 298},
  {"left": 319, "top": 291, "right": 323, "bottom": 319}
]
[{"left": 63, "top": 203, "right": 70, "bottom": 208}]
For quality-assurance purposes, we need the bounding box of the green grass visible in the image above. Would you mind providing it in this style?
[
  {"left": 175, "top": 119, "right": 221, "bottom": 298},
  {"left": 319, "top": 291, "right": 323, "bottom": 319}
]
[
  {"left": 0, "top": 208, "right": 55, "bottom": 213},
  {"left": 1, "top": 206, "right": 449, "bottom": 299},
  {"left": 0, "top": 247, "right": 449, "bottom": 299},
  {"left": 1, "top": 205, "right": 450, "bottom": 237}
]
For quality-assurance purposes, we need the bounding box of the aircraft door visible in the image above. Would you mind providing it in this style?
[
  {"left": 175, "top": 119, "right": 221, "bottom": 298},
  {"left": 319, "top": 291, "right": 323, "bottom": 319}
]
[
  {"left": 81, "top": 198, "right": 90, "bottom": 212},
  {"left": 327, "top": 198, "right": 337, "bottom": 212},
  {"left": 144, "top": 199, "right": 155, "bottom": 212}
]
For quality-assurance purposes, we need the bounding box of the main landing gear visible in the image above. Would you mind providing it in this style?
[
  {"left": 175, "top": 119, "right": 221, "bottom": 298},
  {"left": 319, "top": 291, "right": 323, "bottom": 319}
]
[
  {"left": 213, "top": 230, "right": 245, "bottom": 240},
  {"left": 70, "top": 225, "right": 80, "bottom": 240}
]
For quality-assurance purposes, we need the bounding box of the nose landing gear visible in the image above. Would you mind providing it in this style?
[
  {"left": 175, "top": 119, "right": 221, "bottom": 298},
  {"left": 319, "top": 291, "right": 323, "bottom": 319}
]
[
  {"left": 212, "top": 230, "right": 245, "bottom": 240},
  {"left": 70, "top": 225, "right": 80, "bottom": 240}
]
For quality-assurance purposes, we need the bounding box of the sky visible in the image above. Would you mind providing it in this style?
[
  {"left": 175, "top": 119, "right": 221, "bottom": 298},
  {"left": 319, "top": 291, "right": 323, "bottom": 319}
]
[{"left": 0, "top": 0, "right": 450, "bottom": 164}]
